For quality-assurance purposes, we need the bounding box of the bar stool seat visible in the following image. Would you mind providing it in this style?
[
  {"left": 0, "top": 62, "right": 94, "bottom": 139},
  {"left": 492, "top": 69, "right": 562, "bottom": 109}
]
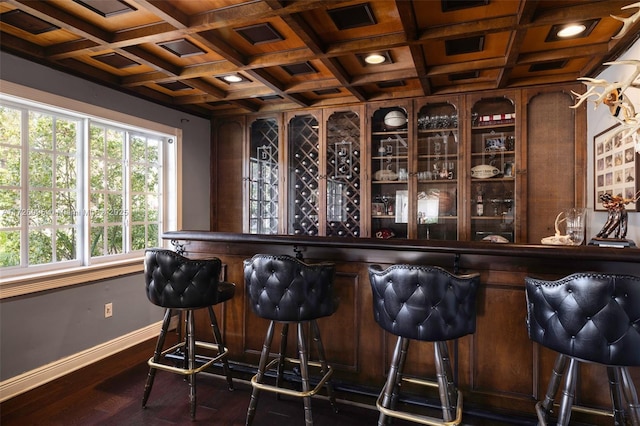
[
  {"left": 142, "top": 248, "right": 235, "bottom": 420},
  {"left": 244, "top": 254, "right": 339, "bottom": 426},
  {"left": 368, "top": 264, "right": 480, "bottom": 426},
  {"left": 525, "top": 272, "right": 640, "bottom": 426}
]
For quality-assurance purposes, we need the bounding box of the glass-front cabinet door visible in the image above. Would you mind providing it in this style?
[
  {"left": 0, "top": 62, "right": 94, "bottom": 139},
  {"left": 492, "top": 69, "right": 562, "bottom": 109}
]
[
  {"left": 325, "top": 110, "right": 361, "bottom": 237},
  {"left": 370, "top": 103, "right": 410, "bottom": 239},
  {"left": 288, "top": 113, "right": 320, "bottom": 236},
  {"left": 415, "top": 100, "right": 459, "bottom": 240},
  {"left": 248, "top": 117, "right": 279, "bottom": 234},
  {"left": 469, "top": 95, "right": 516, "bottom": 242}
]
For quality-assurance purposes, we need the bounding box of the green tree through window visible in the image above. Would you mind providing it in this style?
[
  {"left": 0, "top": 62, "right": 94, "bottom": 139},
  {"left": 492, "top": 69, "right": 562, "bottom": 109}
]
[{"left": 0, "top": 98, "right": 174, "bottom": 274}]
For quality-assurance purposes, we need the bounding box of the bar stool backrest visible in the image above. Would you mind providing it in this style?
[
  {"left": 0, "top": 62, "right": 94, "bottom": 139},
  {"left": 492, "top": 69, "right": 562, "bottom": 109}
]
[
  {"left": 368, "top": 264, "right": 480, "bottom": 341},
  {"left": 525, "top": 272, "right": 640, "bottom": 366},
  {"left": 244, "top": 254, "right": 337, "bottom": 322},
  {"left": 144, "top": 248, "right": 222, "bottom": 309}
]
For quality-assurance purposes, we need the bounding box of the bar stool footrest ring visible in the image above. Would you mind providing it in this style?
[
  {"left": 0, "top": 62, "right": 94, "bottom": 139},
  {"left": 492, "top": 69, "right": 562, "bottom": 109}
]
[
  {"left": 250, "top": 357, "right": 334, "bottom": 398},
  {"left": 376, "top": 377, "right": 463, "bottom": 426},
  {"left": 148, "top": 340, "right": 229, "bottom": 375}
]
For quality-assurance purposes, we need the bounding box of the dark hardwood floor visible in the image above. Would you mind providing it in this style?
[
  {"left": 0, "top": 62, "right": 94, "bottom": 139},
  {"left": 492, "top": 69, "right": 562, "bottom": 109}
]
[{"left": 0, "top": 339, "right": 537, "bottom": 425}]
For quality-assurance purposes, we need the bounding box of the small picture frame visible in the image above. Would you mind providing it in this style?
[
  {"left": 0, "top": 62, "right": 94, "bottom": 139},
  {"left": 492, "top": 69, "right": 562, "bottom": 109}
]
[{"left": 593, "top": 124, "right": 638, "bottom": 211}]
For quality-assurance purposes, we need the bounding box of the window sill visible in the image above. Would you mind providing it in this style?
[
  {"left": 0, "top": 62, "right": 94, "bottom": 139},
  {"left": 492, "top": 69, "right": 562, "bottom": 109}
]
[{"left": 0, "top": 258, "right": 144, "bottom": 300}]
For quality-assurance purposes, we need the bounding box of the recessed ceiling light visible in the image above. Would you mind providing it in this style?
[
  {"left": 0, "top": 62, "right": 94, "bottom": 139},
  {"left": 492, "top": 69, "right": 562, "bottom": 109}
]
[
  {"left": 557, "top": 24, "right": 587, "bottom": 38},
  {"left": 223, "top": 75, "right": 243, "bottom": 83},
  {"left": 365, "top": 53, "right": 387, "bottom": 64}
]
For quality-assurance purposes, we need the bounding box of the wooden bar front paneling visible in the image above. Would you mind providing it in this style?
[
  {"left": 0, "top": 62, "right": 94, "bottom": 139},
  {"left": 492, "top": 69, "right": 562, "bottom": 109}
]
[{"left": 165, "top": 231, "right": 640, "bottom": 422}]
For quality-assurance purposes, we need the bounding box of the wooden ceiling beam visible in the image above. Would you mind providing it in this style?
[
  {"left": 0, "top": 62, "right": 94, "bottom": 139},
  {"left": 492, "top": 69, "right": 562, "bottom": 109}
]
[
  {"left": 120, "top": 45, "right": 182, "bottom": 76},
  {"left": 134, "top": 0, "right": 190, "bottom": 29},
  {"left": 8, "top": 0, "right": 111, "bottom": 43},
  {"left": 0, "top": 31, "right": 45, "bottom": 57},
  {"left": 182, "top": 79, "right": 227, "bottom": 99},
  {"left": 249, "top": 68, "right": 309, "bottom": 108},
  {"left": 518, "top": 43, "right": 610, "bottom": 65},
  {"left": 279, "top": 12, "right": 368, "bottom": 102},
  {"left": 532, "top": 1, "right": 634, "bottom": 25},
  {"left": 395, "top": 0, "right": 431, "bottom": 96}
]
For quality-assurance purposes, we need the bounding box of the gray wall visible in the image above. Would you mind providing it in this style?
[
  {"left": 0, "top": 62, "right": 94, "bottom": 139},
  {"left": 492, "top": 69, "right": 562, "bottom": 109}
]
[{"left": 0, "top": 52, "right": 212, "bottom": 380}]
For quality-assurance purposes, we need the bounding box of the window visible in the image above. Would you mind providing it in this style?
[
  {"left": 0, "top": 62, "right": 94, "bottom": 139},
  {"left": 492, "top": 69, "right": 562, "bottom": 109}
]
[{"left": 0, "top": 92, "right": 178, "bottom": 278}]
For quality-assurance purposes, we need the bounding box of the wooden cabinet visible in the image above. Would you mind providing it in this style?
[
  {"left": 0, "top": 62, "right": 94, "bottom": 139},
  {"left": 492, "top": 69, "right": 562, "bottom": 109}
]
[
  {"left": 246, "top": 116, "right": 280, "bottom": 235},
  {"left": 468, "top": 92, "right": 517, "bottom": 242},
  {"left": 285, "top": 108, "right": 366, "bottom": 237},
  {"left": 368, "top": 101, "right": 412, "bottom": 239},
  {"left": 414, "top": 97, "right": 461, "bottom": 240},
  {"left": 220, "top": 84, "right": 584, "bottom": 242},
  {"left": 325, "top": 108, "right": 363, "bottom": 237}
]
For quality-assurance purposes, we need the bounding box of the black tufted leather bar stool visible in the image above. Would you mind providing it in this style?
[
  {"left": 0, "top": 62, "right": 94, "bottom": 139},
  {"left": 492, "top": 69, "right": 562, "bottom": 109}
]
[
  {"left": 142, "top": 248, "right": 235, "bottom": 420},
  {"left": 244, "top": 254, "right": 339, "bottom": 426},
  {"left": 525, "top": 272, "right": 640, "bottom": 426},
  {"left": 368, "top": 264, "right": 480, "bottom": 426}
]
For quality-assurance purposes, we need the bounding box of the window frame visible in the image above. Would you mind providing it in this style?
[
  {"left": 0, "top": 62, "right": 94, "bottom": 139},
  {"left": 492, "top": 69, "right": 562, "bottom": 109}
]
[{"left": 0, "top": 80, "right": 181, "bottom": 298}]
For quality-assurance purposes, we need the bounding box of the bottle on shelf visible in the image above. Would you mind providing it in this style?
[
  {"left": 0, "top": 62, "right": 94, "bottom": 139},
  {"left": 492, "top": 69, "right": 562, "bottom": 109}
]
[{"left": 476, "top": 187, "right": 484, "bottom": 217}]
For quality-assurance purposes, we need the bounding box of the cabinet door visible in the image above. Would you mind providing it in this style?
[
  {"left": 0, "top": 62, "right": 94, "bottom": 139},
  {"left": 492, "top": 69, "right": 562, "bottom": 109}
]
[
  {"left": 247, "top": 117, "right": 280, "bottom": 234},
  {"left": 325, "top": 110, "right": 362, "bottom": 237},
  {"left": 470, "top": 95, "right": 516, "bottom": 242},
  {"left": 523, "top": 86, "right": 585, "bottom": 244},
  {"left": 370, "top": 104, "right": 410, "bottom": 239},
  {"left": 415, "top": 101, "right": 460, "bottom": 240},
  {"left": 288, "top": 113, "right": 320, "bottom": 236}
]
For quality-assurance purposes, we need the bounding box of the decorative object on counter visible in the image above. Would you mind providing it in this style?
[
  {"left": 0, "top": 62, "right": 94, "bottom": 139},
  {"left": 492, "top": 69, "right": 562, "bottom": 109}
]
[
  {"left": 482, "top": 234, "right": 509, "bottom": 243},
  {"left": 471, "top": 164, "right": 501, "bottom": 179},
  {"left": 542, "top": 209, "right": 587, "bottom": 245},
  {"left": 375, "top": 228, "right": 395, "bottom": 239},
  {"left": 565, "top": 207, "right": 586, "bottom": 245},
  {"left": 589, "top": 191, "right": 639, "bottom": 247}
]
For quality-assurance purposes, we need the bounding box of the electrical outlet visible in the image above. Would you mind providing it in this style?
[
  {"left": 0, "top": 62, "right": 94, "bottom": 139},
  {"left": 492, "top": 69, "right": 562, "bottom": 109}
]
[{"left": 104, "top": 302, "right": 113, "bottom": 318}]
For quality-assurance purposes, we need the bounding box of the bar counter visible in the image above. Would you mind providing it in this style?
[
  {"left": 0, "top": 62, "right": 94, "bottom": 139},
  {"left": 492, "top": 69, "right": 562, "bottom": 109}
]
[{"left": 163, "top": 231, "right": 639, "bottom": 424}]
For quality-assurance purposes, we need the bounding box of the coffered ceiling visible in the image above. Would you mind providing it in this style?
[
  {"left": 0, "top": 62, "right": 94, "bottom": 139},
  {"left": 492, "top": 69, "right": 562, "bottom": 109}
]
[{"left": 1, "top": 0, "right": 639, "bottom": 117}]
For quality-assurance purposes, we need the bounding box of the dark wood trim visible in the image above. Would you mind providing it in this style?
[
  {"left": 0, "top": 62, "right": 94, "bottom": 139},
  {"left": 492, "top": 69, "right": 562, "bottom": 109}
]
[{"left": 163, "top": 231, "right": 640, "bottom": 263}]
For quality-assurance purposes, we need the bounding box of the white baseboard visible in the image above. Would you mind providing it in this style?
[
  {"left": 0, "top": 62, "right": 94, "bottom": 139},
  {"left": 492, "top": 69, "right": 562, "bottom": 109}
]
[{"left": 0, "top": 321, "right": 162, "bottom": 403}]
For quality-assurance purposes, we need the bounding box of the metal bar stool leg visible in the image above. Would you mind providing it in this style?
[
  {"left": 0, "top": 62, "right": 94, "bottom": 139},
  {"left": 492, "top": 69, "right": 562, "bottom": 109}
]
[
  {"left": 377, "top": 336, "right": 406, "bottom": 426},
  {"left": 311, "top": 319, "right": 338, "bottom": 413},
  {"left": 276, "top": 323, "right": 289, "bottom": 400},
  {"left": 621, "top": 367, "right": 640, "bottom": 426},
  {"left": 246, "top": 320, "right": 276, "bottom": 426},
  {"left": 207, "top": 306, "right": 233, "bottom": 391},
  {"left": 536, "top": 353, "right": 569, "bottom": 425},
  {"left": 186, "top": 310, "right": 197, "bottom": 420},
  {"left": 556, "top": 357, "right": 578, "bottom": 426},
  {"left": 297, "top": 322, "right": 314, "bottom": 426},
  {"left": 142, "top": 308, "right": 172, "bottom": 408},
  {"left": 608, "top": 366, "right": 627, "bottom": 425},
  {"left": 389, "top": 337, "right": 410, "bottom": 415},
  {"left": 434, "top": 341, "right": 456, "bottom": 422}
]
